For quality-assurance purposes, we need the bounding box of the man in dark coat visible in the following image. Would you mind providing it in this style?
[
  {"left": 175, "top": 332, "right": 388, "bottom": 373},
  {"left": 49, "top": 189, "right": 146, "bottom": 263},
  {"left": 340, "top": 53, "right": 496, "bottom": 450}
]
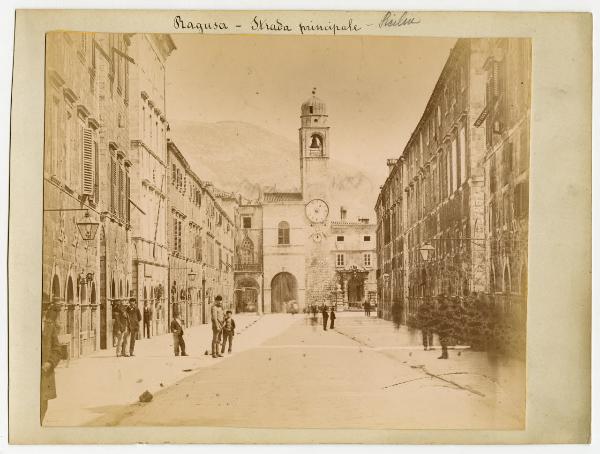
[
  {"left": 321, "top": 305, "right": 329, "bottom": 331},
  {"left": 41, "top": 302, "right": 63, "bottom": 424},
  {"left": 435, "top": 298, "right": 452, "bottom": 359},
  {"left": 417, "top": 299, "right": 435, "bottom": 351},
  {"left": 143, "top": 300, "right": 152, "bottom": 338},
  {"left": 170, "top": 312, "right": 188, "bottom": 356},
  {"left": 329, "top": 306, "right": 336, "bottom": 329},
  {"left": 127, "top": 298, "right": 142, "bottom": 356}
]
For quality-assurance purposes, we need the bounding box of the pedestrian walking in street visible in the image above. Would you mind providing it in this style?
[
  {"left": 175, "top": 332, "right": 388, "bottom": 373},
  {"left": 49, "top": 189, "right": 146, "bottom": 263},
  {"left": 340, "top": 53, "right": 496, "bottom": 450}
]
[
  {"left": 143, "top": 300, "right": 152, "bottom": 339},
  {"left": 435, "top": 298, "right": 451, "bottom": 360},
  {"left": 114, "top": 303, "right": 129, "bottom": 357},
  {"left": 417, "top": 298, "right": 435, "bottom": 351},
  {"left": 329, "top": 306, "right": 336, "bottom": 329},
  {"left": 312, "top": 304, "right": 318, "bottom": 320},
  {"left": 211, "top": 295, "right": 225, "bottom": 358},
  {"left": 221, "top": 310, "right": 236, "bottom": 354},
  {"left": 363, "top": 299, "right": 371, "bottom": 316},
  {"left": 170, "top": 312, "right": 188, "bottom": 356},
  {"left": 40, "top": 302, "right": 63, "bottom": 424},
  {"left": 322, "top": 305, "right": 329, "bottom": 331},
  {"left": 120, "top": 302, "right": 132, "bottom": 357},
  {"left": 127, "top": 298, "right": 142, "bottom": 356}
]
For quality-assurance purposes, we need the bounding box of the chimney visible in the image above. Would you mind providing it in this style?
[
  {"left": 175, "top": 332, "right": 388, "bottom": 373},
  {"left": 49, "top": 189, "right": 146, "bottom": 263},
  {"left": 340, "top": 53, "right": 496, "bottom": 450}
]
[
  {"left": 340, "top": 206, "right": 347, "bottom": 221},
  {"left": 387, "top": 158, "right": 398, "bottom": 175}
]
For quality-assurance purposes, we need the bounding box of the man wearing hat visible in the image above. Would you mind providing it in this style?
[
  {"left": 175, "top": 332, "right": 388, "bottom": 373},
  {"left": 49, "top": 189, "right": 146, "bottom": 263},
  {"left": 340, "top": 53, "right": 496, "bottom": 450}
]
[
  {"left": 41, "top": 301, "right": 63, "bottom": 423},
  {"left": 127, "top": 298, "right": 142, "bottom": 356},
  {"left": 211, "top": 296, "right": 225, "bottom": 358}
]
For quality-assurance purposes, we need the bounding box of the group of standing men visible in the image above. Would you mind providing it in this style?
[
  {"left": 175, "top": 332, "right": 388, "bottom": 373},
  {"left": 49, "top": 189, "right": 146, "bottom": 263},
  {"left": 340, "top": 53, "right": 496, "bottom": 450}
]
[
  {"left": 210, "top": 295, "right": 236, "bottom": 357},
  {"left": 113, "top": 298, "right": 143, "bottom": 357},
  {"left": 307, "top": 304, "right": 336, "bottom": 331}
]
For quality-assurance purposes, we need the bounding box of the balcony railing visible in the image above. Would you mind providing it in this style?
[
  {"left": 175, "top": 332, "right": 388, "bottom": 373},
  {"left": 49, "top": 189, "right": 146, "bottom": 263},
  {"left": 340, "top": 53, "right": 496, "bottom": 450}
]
[{"left": 234, "top": 263, "right": 262, "bottom": 273}]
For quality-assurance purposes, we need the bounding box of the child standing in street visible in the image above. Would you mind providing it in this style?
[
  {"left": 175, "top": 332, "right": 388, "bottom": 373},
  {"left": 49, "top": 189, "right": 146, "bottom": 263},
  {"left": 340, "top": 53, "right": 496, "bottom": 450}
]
[{"left": 221, "top": 310, "right": 236, "bottom": 354}]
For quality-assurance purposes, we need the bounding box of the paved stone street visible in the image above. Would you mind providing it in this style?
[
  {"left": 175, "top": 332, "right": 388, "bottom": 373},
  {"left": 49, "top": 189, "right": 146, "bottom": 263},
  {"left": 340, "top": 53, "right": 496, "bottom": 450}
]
[{"left": 77, "top": 313, "right": 525, "bottom": 429}]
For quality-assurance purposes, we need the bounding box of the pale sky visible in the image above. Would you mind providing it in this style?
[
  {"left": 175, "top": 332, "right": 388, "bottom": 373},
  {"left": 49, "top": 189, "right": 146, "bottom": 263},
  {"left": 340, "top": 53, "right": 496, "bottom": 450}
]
[{"left": 165, "top": 34, "right": 456, "bottom": 185}]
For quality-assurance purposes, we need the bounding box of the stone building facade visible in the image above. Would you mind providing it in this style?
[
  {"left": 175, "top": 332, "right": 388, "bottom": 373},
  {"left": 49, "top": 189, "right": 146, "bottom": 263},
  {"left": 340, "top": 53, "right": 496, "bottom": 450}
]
[
  {"left": 43, "top": 31, "right": 132, "bottom": 359},
  {"left": 234, "top": 202, "right": 263, "bottom": 313},
  {"left": 330, "top": 216, "right": 377, "bottom": 309},
  {"left": 128, "top": 34, "right": 176, "bottom": 336},
  {"left": 375, "top": 38, "right": 530, "bottom": 322},
  {"left": 167, "top": 140, "right": 236, "bottom": 328},
  {"left": 476, "top": 38, "right": 531, "bottom": 301}
]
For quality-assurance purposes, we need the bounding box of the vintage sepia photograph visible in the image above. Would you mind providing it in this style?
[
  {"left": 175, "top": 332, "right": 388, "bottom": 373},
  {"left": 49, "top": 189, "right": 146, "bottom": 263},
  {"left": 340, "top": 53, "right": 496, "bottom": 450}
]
[{"left": 38, "top": 30, "right": 532, "bottom": 430}]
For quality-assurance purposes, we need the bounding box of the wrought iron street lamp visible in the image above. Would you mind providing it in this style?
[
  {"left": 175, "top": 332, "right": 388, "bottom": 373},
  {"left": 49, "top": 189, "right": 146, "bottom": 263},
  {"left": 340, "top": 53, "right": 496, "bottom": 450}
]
[{"left": 76, "top": 210, "right": 100, "bottom": 241}]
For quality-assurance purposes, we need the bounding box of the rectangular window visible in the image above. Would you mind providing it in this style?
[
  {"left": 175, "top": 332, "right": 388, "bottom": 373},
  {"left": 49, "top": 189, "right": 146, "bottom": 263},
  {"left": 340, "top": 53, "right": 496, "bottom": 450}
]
[
  {"left": 242, "top": 216, "right": 252, "bottom": 229},
  {"left": 336, "top": 253, "right": 345, "bottom": 267},
  {"left": 451, "top": 138, "right": 458, "bottom": 192},
  {"left": 459, "top": 127, "right": 467, "bottom": 184},
  {"left": 363, "top": 235, "right": 371, "bottom": 242},
  {"left": 364, "top": 253, "right": 371, "bottom": 267},
  {"left": 172, "top": 164, "right": 176, "bottom": 185},
  {"left": 336, "top": 235, "right": 344, "bottom": 242},
  {"left": 446, "top": 149, "right": 452, "bottom": 197}
]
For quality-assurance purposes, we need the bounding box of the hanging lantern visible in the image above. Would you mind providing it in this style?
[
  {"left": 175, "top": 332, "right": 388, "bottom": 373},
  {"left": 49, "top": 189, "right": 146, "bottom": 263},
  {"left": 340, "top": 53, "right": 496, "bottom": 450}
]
[{"left": 76, "top": 211, "right": 100, "bottom": 241}]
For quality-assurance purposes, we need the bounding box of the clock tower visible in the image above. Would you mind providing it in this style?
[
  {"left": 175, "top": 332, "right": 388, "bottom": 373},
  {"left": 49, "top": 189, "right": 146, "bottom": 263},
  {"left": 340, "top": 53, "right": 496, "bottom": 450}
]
[
  {"left": 300, "top": 88, "right": 333, "bottom": 308},
  {"left": 300, "top": 88, "right": 330, "bottom": 204}
]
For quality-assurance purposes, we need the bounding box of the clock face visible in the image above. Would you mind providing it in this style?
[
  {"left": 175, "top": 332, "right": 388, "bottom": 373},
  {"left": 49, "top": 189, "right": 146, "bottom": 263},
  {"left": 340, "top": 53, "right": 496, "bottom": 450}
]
[{"left": 305, "top": 199, "right": 329, "bottom": 223}]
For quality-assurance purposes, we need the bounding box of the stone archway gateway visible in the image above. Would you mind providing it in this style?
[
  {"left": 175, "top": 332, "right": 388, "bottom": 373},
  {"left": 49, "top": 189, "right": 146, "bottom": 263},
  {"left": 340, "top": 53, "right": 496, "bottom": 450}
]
[
  {"left": 271, "top": 272, "right": 298, "bottom": 313},
  {"left": 347, "top": 276, "right": 365, "bottom": 303},
  {"left": 235, "top": 277, "right": 260, "bottom": 313}
]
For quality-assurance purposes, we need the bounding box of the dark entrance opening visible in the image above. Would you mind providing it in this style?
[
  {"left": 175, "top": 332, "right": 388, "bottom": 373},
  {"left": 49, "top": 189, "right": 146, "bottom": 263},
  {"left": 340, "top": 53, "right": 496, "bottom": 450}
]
[{"left": 271, "top": 272, "right": 297, "bottom": 313}]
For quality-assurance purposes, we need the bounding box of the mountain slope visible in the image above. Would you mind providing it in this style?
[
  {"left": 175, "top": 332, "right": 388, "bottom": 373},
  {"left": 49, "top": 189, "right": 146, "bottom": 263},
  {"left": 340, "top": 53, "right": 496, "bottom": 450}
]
[{"left": 169, "top": 120, "right": 377, "bottom": 221}]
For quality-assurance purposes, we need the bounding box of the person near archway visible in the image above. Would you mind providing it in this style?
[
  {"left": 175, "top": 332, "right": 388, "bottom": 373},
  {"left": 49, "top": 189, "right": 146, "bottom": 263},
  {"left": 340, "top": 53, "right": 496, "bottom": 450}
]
[
  {"left": 41, "top": 302, "right": 62, "bottom": 424},
  {"left": 170, "top": 310, "right": 187, "bottom": 356},
  {"left": 329, "top": 306, "right": 336, "bottom": 329},
  {"left": 211, "top": 296, "right": 225, "bottom": 358},
  {"left": 321, "top": 305, "right": 329, "bottom": 331},
  {"left": 143, "top": 300, "right": 153, "bottom": 339},
  {"left": 127, "top": 298, "right": 142, "bottom": 356}
]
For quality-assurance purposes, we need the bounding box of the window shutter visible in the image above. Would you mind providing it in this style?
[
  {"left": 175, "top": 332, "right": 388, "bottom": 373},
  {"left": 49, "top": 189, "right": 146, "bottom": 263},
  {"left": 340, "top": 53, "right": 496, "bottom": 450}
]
[
  {"left": 118, "top": 166, "right": 124, "bottom": 218},
  {"left": 126, "top": 173, "right": 131, "bottom": 223},
  {"left": 110, "top": 158, "right": 116, "bottom": 214},
  {"left": 93, "top": 142, "right": 99, "bottom": 203},
  {"left": 81, "top": 128, "right": 94, "bottom": 195}
]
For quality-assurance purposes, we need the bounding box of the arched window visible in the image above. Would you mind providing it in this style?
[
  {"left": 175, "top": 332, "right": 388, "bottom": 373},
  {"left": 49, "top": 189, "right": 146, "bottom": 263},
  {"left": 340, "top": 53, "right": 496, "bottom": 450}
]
[
  {"left": 240, "top": 237, "right": 254, "bottom": 264},
  {"left": 51, "top": 274, "right": 61, "bottom": 302},
  {"left": 309, "top": 134, "right": 323, "bottom": 155},
  {"left": 504, "top": 264, "right": 511, "bottom": 294},
  {"left": 278, "top": 221, "right": 290, "bottom": 245}
]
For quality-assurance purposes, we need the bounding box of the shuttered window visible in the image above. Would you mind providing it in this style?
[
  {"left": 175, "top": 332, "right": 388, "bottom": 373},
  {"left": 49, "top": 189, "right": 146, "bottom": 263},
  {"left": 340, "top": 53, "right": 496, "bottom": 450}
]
[
  {"left": 110, "top": 158, "right": 116, "bottom": 214},
  {"left": 118, "top": 166, "right": 124, "bottom": 219},
  {"left": 81, "top": 127, "right": 94, "bottom": 195},
  {"left": 126, "top": 173, "right": 131, "bottom": 223},
  {"left": 93, "top": 142, "right": 99, "bottom": 203}
]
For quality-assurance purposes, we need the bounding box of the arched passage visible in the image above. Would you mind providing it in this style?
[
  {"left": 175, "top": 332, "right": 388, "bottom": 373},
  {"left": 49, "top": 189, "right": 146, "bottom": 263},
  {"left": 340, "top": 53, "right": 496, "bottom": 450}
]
[
  {"left": 347, "top": 276, "right": 365, "bottom": 303},
  {"left": 271, "top": 272, "right": 297, "bottom": 313},
  {"left": 235, "top": 277, "right": 260, "bottom": 313}
]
